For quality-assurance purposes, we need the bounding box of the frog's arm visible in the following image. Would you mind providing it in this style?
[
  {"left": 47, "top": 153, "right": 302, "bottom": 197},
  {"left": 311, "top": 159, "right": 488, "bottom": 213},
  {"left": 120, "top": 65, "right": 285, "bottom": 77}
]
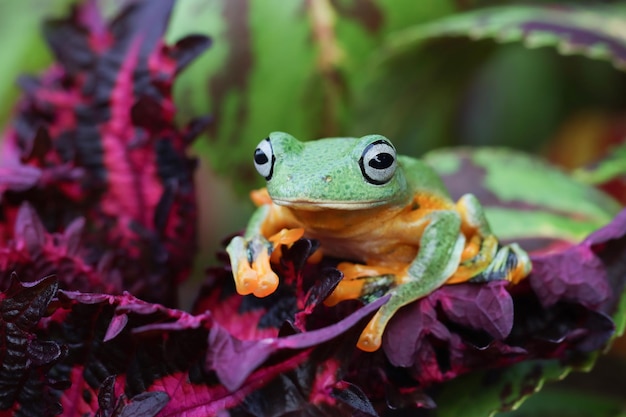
[
  {"left": 358, "top": 210, "right": 466, "bottom": 352},
  {"left": 227, "top": 205, "right": 278, "bottom": 297},
  {"left": 226, "top": 195, "right": 301, "bottom": 298}
]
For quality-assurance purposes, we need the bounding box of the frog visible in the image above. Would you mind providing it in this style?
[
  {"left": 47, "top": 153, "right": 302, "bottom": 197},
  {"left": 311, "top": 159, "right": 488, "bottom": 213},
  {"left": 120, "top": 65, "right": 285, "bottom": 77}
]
[{"left": 227, "top": 132, "right": 532, "bottom": 352}]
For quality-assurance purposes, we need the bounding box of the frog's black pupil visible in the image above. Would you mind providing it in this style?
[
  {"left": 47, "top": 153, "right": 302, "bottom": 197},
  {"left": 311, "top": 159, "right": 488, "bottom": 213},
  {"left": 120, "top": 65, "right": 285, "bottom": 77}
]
[
  {"left": 254, "top": 149, "right": 269, "bottom": 165},
  {"left": 369, "top": 152, "right": 394, "bottom": 169}
]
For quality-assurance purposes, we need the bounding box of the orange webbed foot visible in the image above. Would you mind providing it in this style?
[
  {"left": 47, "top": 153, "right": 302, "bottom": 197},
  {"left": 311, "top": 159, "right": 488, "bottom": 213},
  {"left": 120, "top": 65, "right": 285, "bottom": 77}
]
[{"left": 227, "top": 235, "right": 280, "bottom": 298}]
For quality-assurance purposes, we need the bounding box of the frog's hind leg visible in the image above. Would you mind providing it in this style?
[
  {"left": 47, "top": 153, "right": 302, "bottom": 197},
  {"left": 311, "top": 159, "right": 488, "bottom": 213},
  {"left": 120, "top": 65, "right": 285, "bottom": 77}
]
[
  {"left": 357, "top": 210, "right": 466, "bottom": 352},
  {"left": 446, "top": 194, "right": 500, "bottom": 284},
  {"left": 447, "top": 194, "right": 531, "bottom": 285}
]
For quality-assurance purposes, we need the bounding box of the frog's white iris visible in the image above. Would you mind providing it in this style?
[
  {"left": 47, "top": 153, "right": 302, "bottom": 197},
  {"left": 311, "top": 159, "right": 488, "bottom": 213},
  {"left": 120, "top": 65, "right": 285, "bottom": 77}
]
[
  {"left": 359, "top": 139, "right": 397, "bottom": 185},
  {"left": 254, "top": 138, "right": 275, "bottom": 180}
]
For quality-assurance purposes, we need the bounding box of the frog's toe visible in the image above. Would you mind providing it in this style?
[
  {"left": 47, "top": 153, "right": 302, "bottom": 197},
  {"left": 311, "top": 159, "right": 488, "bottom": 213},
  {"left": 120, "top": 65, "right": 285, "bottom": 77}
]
[
  {"left": 243, "top": 248, "right": 279, "bottom": 297},
  {"left": 234, "top": 264, "right": 259, "bottom": 295},
  {"left": 357, "top": 313, "right": 384, "bottom": 352},
  {"left": 468, "top": 243, "right": 531, "bottom": 285},
  {"left": 252, "top": 271, "right": 279, "bottom": 297}
]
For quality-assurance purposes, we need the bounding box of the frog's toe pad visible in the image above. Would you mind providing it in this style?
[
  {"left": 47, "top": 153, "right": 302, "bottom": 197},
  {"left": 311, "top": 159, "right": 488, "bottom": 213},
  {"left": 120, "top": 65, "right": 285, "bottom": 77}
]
[
  {"left": 357, "top": 315, "right": 383, "bottom": 352},
  {"left": 234, "top": 265, "right": 259, "bottom": 296},
  {"left": 252, "top": 272, "right": 279, "bottom": 297}
]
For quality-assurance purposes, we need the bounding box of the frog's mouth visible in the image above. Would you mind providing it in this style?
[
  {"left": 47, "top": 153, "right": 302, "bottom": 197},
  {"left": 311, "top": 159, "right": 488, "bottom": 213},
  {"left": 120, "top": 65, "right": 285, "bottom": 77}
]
[{"left": 272, "top": 198, "right": 388, "bottom": 211}]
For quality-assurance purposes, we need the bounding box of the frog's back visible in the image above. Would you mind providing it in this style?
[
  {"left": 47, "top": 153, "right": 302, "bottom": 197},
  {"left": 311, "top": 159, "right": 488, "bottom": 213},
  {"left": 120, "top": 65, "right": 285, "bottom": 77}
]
[{"left": 398, "top": 155, "right": 452, "bottom": 201}]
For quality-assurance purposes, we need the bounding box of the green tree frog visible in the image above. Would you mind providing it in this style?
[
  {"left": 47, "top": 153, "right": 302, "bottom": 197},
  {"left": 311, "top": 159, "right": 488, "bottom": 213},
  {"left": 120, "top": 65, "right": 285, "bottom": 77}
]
[{"left": 227, "top": 132, "right": 531, "bottom": 352}]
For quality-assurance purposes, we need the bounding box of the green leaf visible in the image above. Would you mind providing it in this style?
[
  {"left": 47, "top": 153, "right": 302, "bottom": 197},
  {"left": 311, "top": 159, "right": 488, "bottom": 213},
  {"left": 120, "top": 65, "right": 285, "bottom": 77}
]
[
  {"left": 386, "top": 4, "right": 626, "bottom": 70},
  {"left": 434, "top": 359, "right": 571, "bottom": 417},
  {"left": 167, "top": 0, "right": 459, "bottom": 189},
  {"left": 0, "top": 0, "right": 75, "bottom": 127},
  {"left": 353, "top": 3, "right": 626, "bottom": 156},
  {"left": 421, "top": 146, "right": 626, "bottom": 413},
  {"left": 497, "top": 386, "right": 626, "bottom": 417},
  {"left": 574, "top": 142, "right": 626, "bottom": 185},
  {"left": 424, "top": 147, "right": 621, "bottom": 243}
]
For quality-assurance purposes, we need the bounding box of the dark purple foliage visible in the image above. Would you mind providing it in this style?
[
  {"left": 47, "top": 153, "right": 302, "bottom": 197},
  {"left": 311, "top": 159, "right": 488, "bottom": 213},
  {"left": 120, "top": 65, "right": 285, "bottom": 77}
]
[
  {"left": 207, "top": 295, "right": 388, "bottom": 392},
  {"left": 94, "top": 375, "right": 169, "bottom": 417},
  {"left": 0, "top": 276, "right": 66, "bottom": 416}
]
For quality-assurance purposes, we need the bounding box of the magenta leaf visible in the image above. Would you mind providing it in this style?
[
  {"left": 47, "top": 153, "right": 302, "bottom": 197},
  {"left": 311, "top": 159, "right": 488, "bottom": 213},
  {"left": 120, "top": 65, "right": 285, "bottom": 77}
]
[
  {"left": 42, "top": 292, "right": 213, "bottom": 416},
  {"left": 0, "top": 203, "right": 119, "bottom": 295},
  {"left": 38, "top": 285, "right": 378, "bottom": 416},
  {"left": 207, "top": 295, "right": 389, "bottom": 392},
  {"left": 104, "top": 314, "right": 129, "bottom": 342},
  {"left": 14, "top": 202, "right": 46, "bottom": 255},
  {"left": 205, "top": 324, "right": 278, "bottom": 393},
  {"left": 0, "top": 0, "right": 210, "bottom": 304}
]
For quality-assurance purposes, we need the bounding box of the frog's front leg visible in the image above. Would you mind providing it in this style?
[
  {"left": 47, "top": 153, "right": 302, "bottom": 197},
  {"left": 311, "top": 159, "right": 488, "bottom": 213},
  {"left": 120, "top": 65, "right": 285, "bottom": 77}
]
[
  {"left": 357, "top": 210, "right": 465, "bottom": 352},
  {"left": 226, "top": 202, "right": 300, "bottom": 298},
  {"left": 227, "top": 205, "right": 278, "bottom": 297}
]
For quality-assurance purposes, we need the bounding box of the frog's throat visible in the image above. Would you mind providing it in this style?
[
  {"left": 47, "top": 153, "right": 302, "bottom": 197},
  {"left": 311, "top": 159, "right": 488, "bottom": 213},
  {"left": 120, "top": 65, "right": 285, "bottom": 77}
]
[{"left": 272, "top": 198, "right": 391, "bottom": 211}]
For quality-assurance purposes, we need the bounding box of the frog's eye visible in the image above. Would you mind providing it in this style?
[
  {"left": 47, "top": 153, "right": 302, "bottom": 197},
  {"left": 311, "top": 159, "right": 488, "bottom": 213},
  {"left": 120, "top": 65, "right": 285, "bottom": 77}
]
[
  {"left": 254, "top": 138, "right": 275, "bottom": 180},
  {"left": 359, "top": 139, "right": 397, "bottom": 185}
]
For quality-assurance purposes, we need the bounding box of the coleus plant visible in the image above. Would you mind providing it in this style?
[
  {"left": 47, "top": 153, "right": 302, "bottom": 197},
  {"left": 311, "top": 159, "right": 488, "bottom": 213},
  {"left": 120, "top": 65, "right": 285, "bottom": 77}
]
[
  {"left": 0, "top": 0, "right": 210, "bottom": 305},
  {"left": 0, "top": 1, "right": 625, "bottom": 417}
]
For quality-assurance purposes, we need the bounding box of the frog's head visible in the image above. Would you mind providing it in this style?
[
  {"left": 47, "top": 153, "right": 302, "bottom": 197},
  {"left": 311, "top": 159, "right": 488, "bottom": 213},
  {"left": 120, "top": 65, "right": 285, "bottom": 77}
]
[{"left": 253, "top": 132, "right": 407, "bottom": 210}]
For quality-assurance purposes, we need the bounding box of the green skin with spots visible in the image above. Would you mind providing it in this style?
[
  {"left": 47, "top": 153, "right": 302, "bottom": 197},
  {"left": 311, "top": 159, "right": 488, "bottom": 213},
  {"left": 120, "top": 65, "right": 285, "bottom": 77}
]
[{"left": 228, "top": 132, "right": 530, "bottom": 351}]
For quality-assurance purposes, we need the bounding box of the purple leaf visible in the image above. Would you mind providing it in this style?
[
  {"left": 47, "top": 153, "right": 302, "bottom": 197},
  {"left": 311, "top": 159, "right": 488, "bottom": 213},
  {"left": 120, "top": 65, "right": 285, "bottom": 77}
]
[
  {"left": 585, "top": 208, "right": 626, "bottom": 244},
  {"left": 530, "top": 208, "right": 626, "bottom": 310},
  {"left": 14, "top": 203, "right": 46, "bottom": 255},
  {"left": 434, "top": 281, "right": 514, "bottom": 339},
  {"left": 104, "top": 314, "right": 129, "bottom": 342},
  {"left": 383, "top": 298, "right": 450, "bottom": 368},
  {"left": 0, "top": 164, "right": 42, "bottom": 192},
  {"left": 332, "top": 381, "right": 379, "bottom": 416},
  {"left": 27, "top": 340, "right": 64, "bottom": 366},
  {"left": 62, "top": 217, "right": 86, "bottom": 257},
  {"left": 207, "top": 295, "right": 389, "bottom": 392},
  {"left": 205, "top": 325, "right": 278, "bottom": 392},
  {"left": 119, "top": 392, "right": 169, "bottom": 417},
  {"left": 171, "top": 35, "right": 213, "bottom": 74},
  {"left": 530, "top": 246, "right": 609, "bottom": 308},
  {"left": 96, "top": 375, "right": 118, "bottom": 417}
]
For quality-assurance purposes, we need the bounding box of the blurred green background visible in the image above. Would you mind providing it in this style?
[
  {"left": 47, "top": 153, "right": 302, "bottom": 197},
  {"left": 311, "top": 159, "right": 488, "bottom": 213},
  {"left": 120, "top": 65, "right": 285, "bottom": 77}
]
[{"left": 1, "top": 0, "right": 626, "bottom": 415}]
